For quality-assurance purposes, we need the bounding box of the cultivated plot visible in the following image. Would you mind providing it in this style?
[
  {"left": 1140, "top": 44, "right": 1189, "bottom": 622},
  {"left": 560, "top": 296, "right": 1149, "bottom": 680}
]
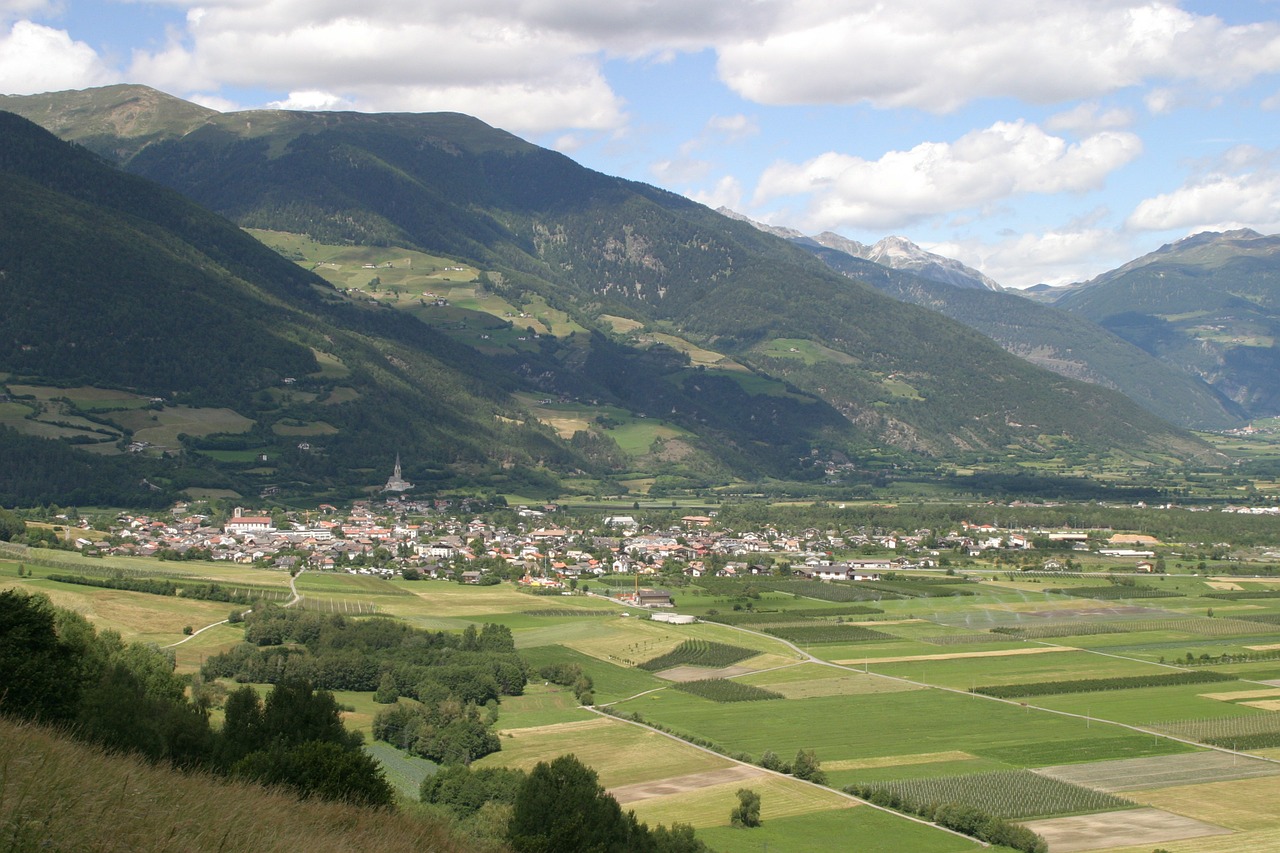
[
  {"left": 1035, "top": 751, "right": 1280, "bottom": 792},
  {"left": 1020, "top": 807, "right": 1232, "bottom": 853}
]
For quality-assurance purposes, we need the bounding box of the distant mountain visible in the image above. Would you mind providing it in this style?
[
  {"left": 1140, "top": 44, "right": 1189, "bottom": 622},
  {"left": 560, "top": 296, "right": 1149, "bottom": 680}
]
[
  {"left": 718, "top": 209, "right": 1001, "bottom": 291},
  {"left": 724, "top": 211, "right": 1242, "bottom": 430},
  {"left": 0, "top": 86, "right": 1220, "bottom": 483},
  {"left": 1054, "top": 230, "right": 1280, "bottom": 418}
]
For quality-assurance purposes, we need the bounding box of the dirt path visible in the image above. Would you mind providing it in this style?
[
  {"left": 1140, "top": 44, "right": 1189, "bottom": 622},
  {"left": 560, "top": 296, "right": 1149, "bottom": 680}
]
[{"left": 164, "top": 567, "right": 303, "bottom": 648}]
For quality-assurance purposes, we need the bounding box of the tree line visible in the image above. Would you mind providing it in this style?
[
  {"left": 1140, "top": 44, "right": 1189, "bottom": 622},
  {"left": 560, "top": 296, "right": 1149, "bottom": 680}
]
[{"left": 0, "top": 589, "right": 391, "bottom": 806}]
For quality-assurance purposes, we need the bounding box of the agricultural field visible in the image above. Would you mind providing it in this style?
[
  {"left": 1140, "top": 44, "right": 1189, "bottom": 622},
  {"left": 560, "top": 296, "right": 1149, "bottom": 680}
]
[
  {"left": 0, "top": 386, "right": 257, "bottom": 454},
  {"left": 512, "top": 393, "right": 696, "bottom": 455},
  {"left": 24, "top": 553, "right": 1280, "bottom": 850}
]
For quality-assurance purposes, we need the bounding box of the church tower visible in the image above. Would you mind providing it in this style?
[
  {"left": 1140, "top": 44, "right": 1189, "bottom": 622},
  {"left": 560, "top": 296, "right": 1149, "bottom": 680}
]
[{"left": 382, "top": 454, "right": 413, "bottom": 492}]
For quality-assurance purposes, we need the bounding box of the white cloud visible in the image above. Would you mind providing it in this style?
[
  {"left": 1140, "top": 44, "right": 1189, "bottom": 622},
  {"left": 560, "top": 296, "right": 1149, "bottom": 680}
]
[
  {"left": 0, "top": 0, "right": 53, "bottom": 15},
  {"left": 652, "top": 157, "right": 712, "bottom": 184},
  {"left": 1262, "top": 90, "right": 1280, "bottom": 111},
  {"left": 125, "top": 2, "right": 644, "bottom": 132},
  {"left": 687, "top": 174, "right": 744, "bottom": 211},
  {"left": 1144, "top": 87, "right": 1178, "bottom": 114},
  {"left": 1046, "top": 102, "right": 1133, "bottom": 134},
  {"left": 186, "top": 92, "right": 239, "bottom": 112},
  {"left": 1127, "top": 171, "right": 1280, "bottom": 233},
  {"left": 975, "top": 228, "right": 1133, "bottom": 288},
  {"left": 704, "top": 113, "right": 759, "bottom": 141},
  {"left": 0, "top": 20, "right": 115, "bottom": 93},
  {"left": 552, "top": 133, "right": 584, "bottom": 153},
  {"left": 715, "top": 2, "right": 1280, "bottom": 112},
  {"left": 268, "top": 90, "right": 350, "bottom": 110},
  {"left": 752, "top": 120, "right": 1142, "bottom": 230}
]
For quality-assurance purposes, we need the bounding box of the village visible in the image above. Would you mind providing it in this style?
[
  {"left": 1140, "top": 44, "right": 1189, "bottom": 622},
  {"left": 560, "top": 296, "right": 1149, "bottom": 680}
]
[{"left": 44, "top": 491, "right": 1202, "bottom": 606}]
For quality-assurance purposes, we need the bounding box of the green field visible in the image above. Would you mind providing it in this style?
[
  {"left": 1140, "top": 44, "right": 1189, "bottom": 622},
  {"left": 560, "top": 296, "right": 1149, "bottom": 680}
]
[{"left": 25, "top": 554, "right": 1280, "bottom": 850}]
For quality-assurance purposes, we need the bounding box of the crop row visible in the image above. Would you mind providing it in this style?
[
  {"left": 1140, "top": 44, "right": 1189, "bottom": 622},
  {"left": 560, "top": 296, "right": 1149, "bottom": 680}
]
[
  {"left": 846, "top": 770, "right": 1134, "bottom": 820},
  {"left": 923, "top": 633, "right": 1011, "bottom": 646},
  {"left": 1203, "top": 732, "right": 1280, "bottom": 750},
  {"left": 1237, "top": 613, "right": 1280, "bottom": 625},
  {"left": 973, "top": 670, "right": 1235, "bottom": 699},
  {"left": 1149, "top": 714, "right": 1280, "bottom": 743},
  {"left": 992, "top": 617, "right": 1271, "bottom": 639},
  {"left": 858, "top": 579, "right": 976, "bottom": 599},
  {"left": 991, "top": 623, "right": 1132, "bottom": 639},
  {"left": 523, "top": 609, "right": 614, "bottom": 617},
  {"left": 45, "top": 573, "right": 290, "bottom": 604},
  {"left": 699, "top": 605, "right": 885, "bottom": 626},
  {"left": 699, "top": 611, "right": 822, "bottom": 626},
  {"left": 1204, "top": 590, "right": 1280, "bottom": 600},
  {"left": 767, "top": 579, "right": 902, "bottom": 602},
  {"left": 293, "top": 597, "right": 380, "bottom": 614},
  {"left": 636, "top": 640, "right": 757, "bottom": 671},
  {"left": 1048, "top": 586, "right": 1182, "bottom": 600},
  {"left": 763, "top": 624, "right": 895, "bottom": 644},
  {"left": 671, "top": 678, "right": 783, "bottom": 702}
]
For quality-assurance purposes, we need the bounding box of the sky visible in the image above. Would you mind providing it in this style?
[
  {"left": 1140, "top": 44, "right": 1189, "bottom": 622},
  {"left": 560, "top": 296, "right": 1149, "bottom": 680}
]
[{"left": 3, "top": 1, "right": 1280, "bottom": 288}]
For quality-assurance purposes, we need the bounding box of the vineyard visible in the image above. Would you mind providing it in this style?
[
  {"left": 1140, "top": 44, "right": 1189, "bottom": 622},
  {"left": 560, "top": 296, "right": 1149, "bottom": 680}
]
[
  {"left": 973, "top": 670, "right": 1235, "bottom": 699},
  {"left": 846, "top": 770, "right": 1135, "bottom": 819},
  {"left": 763, "top": 624, "right": 895, "bottom": 645},
  {"left": 636, "top": 640, "right": 757, "bottom": 672},
  {"left": 672, "top": 678, "right": 784, "bottom": 702}
]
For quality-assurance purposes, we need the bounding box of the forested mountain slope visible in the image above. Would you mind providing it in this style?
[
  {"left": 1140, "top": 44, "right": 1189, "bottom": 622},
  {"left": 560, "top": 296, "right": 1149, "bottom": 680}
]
[
  {"left": 0, "top": 88, "right": 1221, "bottom": 488},
  {"left": 0, "top": 112, "right": 582, "bottom": 503},
  {"left": 1054, "top": 230, "right": 1280, "bottom": 418},
  {"left": 794, "top": 243, "right": 1243, "bottom": 430}
]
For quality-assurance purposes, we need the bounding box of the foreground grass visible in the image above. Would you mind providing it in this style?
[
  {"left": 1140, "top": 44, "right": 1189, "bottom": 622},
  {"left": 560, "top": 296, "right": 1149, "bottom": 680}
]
[{"left": 0, "top": 717, "right": 487, "bottom": 853}]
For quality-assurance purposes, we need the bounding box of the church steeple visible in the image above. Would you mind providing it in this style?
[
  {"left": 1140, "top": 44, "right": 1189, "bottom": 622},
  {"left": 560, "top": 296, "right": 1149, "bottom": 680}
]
[{"left": 382, "top": 453, "right": 413, "bottom": 493}]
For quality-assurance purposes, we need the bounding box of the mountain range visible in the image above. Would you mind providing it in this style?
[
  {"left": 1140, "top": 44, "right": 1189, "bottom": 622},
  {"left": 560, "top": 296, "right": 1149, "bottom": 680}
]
[
  {"left": 718, "top": 209, "right": 1001, "bottom": 292},
  {"left": 0, "top": 85, "right": 1233, "bottom": 502},
  {"left": 1050, "top": 230, "right": 1280, "bottom": 417},
  {"left": 724, "top": 212, "right": 1270, "bottom": 431}
]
